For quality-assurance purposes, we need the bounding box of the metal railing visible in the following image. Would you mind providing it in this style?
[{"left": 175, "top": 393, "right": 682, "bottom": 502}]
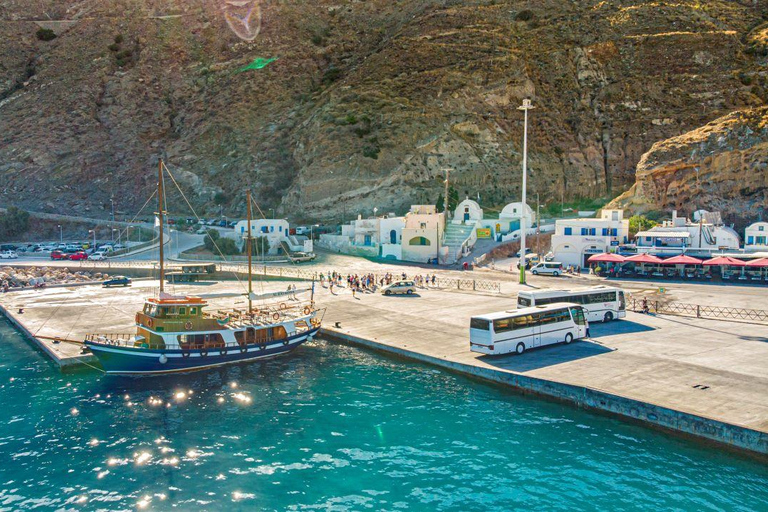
[{"left": 628, "top": 298, "right": 768, "bottom": 324}]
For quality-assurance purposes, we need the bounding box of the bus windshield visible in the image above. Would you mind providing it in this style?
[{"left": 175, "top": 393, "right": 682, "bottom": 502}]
[{"left": 570, "top": 307, "right": 586, "bottom": 325}]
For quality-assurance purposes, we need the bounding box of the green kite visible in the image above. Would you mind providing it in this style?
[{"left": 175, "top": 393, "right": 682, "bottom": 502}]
[{"left": 237, "top": 57, "right": 278, "bottom": 73}]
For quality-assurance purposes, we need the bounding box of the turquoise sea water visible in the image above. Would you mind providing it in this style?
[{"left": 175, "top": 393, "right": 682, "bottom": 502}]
[{"left": 1, "top": 319, "right": 767, "bottom": 511}]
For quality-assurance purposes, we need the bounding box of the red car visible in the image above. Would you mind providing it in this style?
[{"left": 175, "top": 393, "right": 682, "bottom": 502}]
[
  {"left": 68, "top": 251, "right": 88, "bottom": 261},
  {"left": 51, "top": 250, "right": 68, "bottom": 260}
]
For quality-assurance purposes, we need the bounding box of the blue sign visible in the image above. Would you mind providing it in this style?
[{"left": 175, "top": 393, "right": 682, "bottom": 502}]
[{"left": 610, "top": 241, "right": 619, "bottom": 246}]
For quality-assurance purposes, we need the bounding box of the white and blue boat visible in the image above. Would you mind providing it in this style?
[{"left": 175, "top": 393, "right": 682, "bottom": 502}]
[{"left": 84, "top": 160, "right": 323, "bottom": 375}]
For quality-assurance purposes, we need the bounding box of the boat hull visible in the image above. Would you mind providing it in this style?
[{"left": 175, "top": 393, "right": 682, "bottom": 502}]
[{"left": 84, "top": 328, "right": 320, "bottom": 375}]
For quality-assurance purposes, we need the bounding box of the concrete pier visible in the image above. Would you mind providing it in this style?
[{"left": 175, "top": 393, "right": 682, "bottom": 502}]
[{"left": 1, "top": 279, "right": 768, "bottom": 455}]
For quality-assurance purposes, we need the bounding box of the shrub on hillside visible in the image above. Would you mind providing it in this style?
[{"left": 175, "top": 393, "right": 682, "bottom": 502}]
[{"left": 36, "top": 28, "right": 56, "bottom": 41}]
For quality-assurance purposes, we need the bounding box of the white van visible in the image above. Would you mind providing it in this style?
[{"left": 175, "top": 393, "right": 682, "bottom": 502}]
[{"left": 530, "top": 261, "right": 563, "bottom": 276}]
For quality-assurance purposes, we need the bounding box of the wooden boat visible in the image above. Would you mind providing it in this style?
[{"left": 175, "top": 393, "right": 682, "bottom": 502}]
[{"left": 84, "top": 160, "right": 322, "bottom": 375}]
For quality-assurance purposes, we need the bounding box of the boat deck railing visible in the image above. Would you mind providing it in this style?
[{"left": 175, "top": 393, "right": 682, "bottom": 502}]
[
  {"left": 206, "top": 300, "right": 319, "bottom": 328},
  {"left": 84, "top": 325, "right": 319, "bottom": 350}
]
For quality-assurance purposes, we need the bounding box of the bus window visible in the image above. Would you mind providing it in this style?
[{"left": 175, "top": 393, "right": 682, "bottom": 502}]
[
  {"left": 470, "top": 318, "right": 490, "bottom": 330},
  {"left": 518, "top": 296, "right": 531, "bottom": 307},
  {"left": 512, "top": 315, "right": 531, "bottom": 329},
  {"left": 494, "top": 318, "right": 513, "bottom": 333}
]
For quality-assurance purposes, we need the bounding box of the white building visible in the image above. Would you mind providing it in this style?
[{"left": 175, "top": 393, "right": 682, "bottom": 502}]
[
  {"left": 453, "top": 198, "right": 483, "bottom": 225},
  {"left": 379, "top": 216, "right": 406, "bottom": 260},
  {"left": 234, "top": 219, "right": 290, "bottom": 255},
  {"left": 401, "top": 205, "right": 448, "bottom": 264},
  {"left": 499, "top": 201, "right": 534, "bottom": 225},
  {"left": 745, "top": 222, "right": 768, "bottom": 251},
  {"left": 550, "top": 209, "right": 630, "bottom": 267},
  {"left": 635, "top": 210, "right": 740, "bottom": 255}
]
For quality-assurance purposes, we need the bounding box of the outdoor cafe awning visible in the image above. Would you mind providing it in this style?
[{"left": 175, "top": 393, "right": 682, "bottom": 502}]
[
  {"left": 662, "top": 254, "right": 703, "bottom": 265},
  {"left": 702, "top": 256, "right": 746, "bottom": 266},
  {"left": 587, "top": 253, "right": 625, "bottom": 263},
  {"left": 625, "top": 253, "right": 663, "bottom": 264},
  {"left": 635, "top": 231, "right": 691, "bottom": 238},
  {"left": 745, "top": 258, "right": 768, "bottom": 267}
]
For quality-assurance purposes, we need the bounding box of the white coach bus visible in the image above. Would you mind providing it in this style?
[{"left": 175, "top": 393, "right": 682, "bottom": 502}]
[
  {"left": 516, "top": 286, "right": 626, "bottom": 323},
  {"left": 469, "top": 303, "right": 589, "bottom": 355}
]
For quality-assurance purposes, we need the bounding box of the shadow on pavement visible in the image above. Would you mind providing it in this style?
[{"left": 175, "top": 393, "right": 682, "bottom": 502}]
[
  {"left": 479, "top": 339, "right": 613, "bottom": 372},
  {"left": 588, "top": 319, "right": 656, "bottom": 337}
]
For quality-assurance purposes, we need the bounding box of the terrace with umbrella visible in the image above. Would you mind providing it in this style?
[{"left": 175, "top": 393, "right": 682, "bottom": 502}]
[
  {"left": 660, "top": 254, "right": 705, "bottom": 279},
  {"left": 702, "top": 256, "right": 746, "bottom": 281},
  {"left": 586, "top": 253, "right": 625, "bottom": 276}
]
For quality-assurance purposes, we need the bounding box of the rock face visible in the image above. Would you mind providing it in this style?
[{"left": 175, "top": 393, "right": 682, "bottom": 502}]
[
  {"left": 0, "top": 1, "right": 766, "bottom": 222},
  {"left": 608, "top": 107, "right": 768, "bottom": 227}
]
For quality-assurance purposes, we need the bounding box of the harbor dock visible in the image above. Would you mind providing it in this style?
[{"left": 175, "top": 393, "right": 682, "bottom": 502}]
[{"left": 1, "top": 279, "right": 767, "bottom": 455}]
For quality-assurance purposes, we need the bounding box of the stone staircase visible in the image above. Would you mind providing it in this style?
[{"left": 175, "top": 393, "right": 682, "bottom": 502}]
[{"left": 444, "top": 223, "right": 476, "bottom": 263}]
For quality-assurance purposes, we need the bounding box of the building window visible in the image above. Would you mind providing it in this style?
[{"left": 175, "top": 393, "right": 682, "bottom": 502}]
[
  {"left": 611, "top": 228, "right": 618, "bottom": 237},
  {"left": 757, "top": 236, "right": 766, "bottom": 245},
  {"left": 420, "top": 222, "right": 427, "bottom": 229},
  {"left": 279, "top": 226, "right": 282, "bottom": 232},
  {"left": 408, "top": 236, "right": 431, "bottom": 246},
  {"left": 261, "top": 226, "right": 268, "bottom": 233},
  {"left": 270, "top": 226, "right": 274, "bottom": 232},
  {"left": 748, "top": 236, "right": 754, "bottom": 244},
  {"left": 589, "top": 228, "right": 596, "bottom": 236},
  {"left": 602, "top": 228, "right": 609, "bottom": 236},
  {"left": 581, "top": 228, "right": 588, "bottom": 235},
  {"left": 759, "top": 226, "right": 765, "bottom": 231},
  {"left": 564, "top": 227, "right": 572, "bottom": 236}
]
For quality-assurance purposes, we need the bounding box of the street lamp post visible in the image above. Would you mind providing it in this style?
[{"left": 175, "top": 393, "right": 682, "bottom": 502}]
[
  {"left": 269, "top": 208, "right": 275, "bottom": 220},
  {"left": 88, "top": 229, "right": 96, "bottom": 250},
  {"left": 58, "top": 224, "right": 62, "bottom": 244},
  {"left": 112, "top": 228, "right": 119, "bottom": 245},
  {"left": 518, "top": 98, "right": 534, "bottom": 284}
]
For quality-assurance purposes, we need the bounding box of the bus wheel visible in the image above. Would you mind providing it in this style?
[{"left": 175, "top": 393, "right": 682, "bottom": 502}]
[
  {"left": 564, "top": 333, "right": 573, "bottom": 344},
  {"left": 553, "top": 271, "right": 559, "bottom": 277},
  {"left": 604, "top": 312, "right": 614, "bottom": 322},
  {"left": 515, "top": 342, "right": 526, "bottom": 355}
]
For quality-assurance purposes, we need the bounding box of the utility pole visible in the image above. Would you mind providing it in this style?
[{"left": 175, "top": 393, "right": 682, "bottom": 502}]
[
  {"left": 442, "top": 168, "right": 451, "bottom": 215},
  {"left": 518, "top": 99, "right": 534, "bottom": 285},
  {"left": 536, "top": 192, "right": 540, "bottom": 255}
]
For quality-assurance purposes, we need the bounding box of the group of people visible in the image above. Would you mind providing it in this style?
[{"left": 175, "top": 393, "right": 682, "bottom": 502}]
[{"left": 318, "top": 270, "right": 440, "bottom": 295}]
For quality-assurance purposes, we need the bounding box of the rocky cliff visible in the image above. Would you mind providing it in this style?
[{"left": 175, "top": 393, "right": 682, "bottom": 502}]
[
  {"left": 608, "top": 106, "right": 767, "bottom": 227},
  {"left": 0, "top": 1, "right": 766, "bottom": 221}
]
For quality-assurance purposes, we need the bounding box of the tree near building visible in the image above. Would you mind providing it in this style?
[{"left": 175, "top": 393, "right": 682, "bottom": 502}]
[
  {"left": 0, "top": 207, "right": 31, "bottom": 241},
  {"left": 628, "top": 215, "right": 658, "bottom": 238}
]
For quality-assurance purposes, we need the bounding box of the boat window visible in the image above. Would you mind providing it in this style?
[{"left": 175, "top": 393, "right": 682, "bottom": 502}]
[
  {"left": 189, "top": 307, "right": 197, "bottom": 315},
  {"left": 179, "top": 307, "right": 186, "bottom": 315},
  {"left": 273, "top": 326, "right": 287, "bottom": 339}
]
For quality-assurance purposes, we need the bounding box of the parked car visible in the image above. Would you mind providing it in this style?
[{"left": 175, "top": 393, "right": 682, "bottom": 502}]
[
  {"left": 50, "top": 250, "right": 68, "bottom": 260},
  {"left": 219, "top": 220, "right": 228, "bottom": 227},
  {"left": 198, "top": 219, "right": 207, "bottom": 225},
  {"left": 530, "top": 262, "right": 563, "bottom": 276},
  {"left": 381, "top": 280, "right": 417, "bottom": 296},
  {"left": 103, "top": 276, "right": 131, "bottom": 288},
  {"left": 515, "top": 247, "right": 533, "bottom": 257},
  {"left": 0, "top": 244, "right": 17, "bottom": 251},
  {"left": 0, "top": 250, "right": 18, "bottom": 259},
  {"left": 68, "top": 251, "right": 88, "bottom": 261},
  {"left": 113, "top": 244, "right": 126, "bottom": 250},
  {"left": 195, "top": 228, "right": 208, "bottom": 235},
  {"left": 90, "top": 252, "right": 107, "bottom": 261}
]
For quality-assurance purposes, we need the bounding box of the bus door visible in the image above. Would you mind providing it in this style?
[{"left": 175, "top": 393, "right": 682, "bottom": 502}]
[
  {"left": 570, "top": 307, "right": 588, "bottom": 338},
  {"left": 529, "top": 315, "right": 542, "bottom": 348}
]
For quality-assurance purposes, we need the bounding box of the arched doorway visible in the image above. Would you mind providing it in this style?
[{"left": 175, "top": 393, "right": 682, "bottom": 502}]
[{"left": 390, "top": 229, "right": 397, "bottom": 244}]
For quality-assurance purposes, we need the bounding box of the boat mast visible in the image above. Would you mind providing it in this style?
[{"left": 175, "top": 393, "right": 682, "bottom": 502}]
[
  {"left": 158, "top": 159, "right": 165, "bottom": 293},
  {"left": 246, "top": 189, "right": 253, "bottom": 313}
]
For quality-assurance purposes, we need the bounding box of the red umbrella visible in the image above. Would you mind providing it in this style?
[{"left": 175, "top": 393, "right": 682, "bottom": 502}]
[
  {"left": 662, "top": 254, "right": 703, "bottom": 265},
  {"left": 587, "top": 253, "right": 625, "bottom": 263},
  {"left": 745, "top": 258, "right": 768, "bottom": 267},
  {"left": 702, "top": 256, "right": 746, "bottom": 266},
  {"left": 625, "top": 253, "right": 663, "bottom": 264}
]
